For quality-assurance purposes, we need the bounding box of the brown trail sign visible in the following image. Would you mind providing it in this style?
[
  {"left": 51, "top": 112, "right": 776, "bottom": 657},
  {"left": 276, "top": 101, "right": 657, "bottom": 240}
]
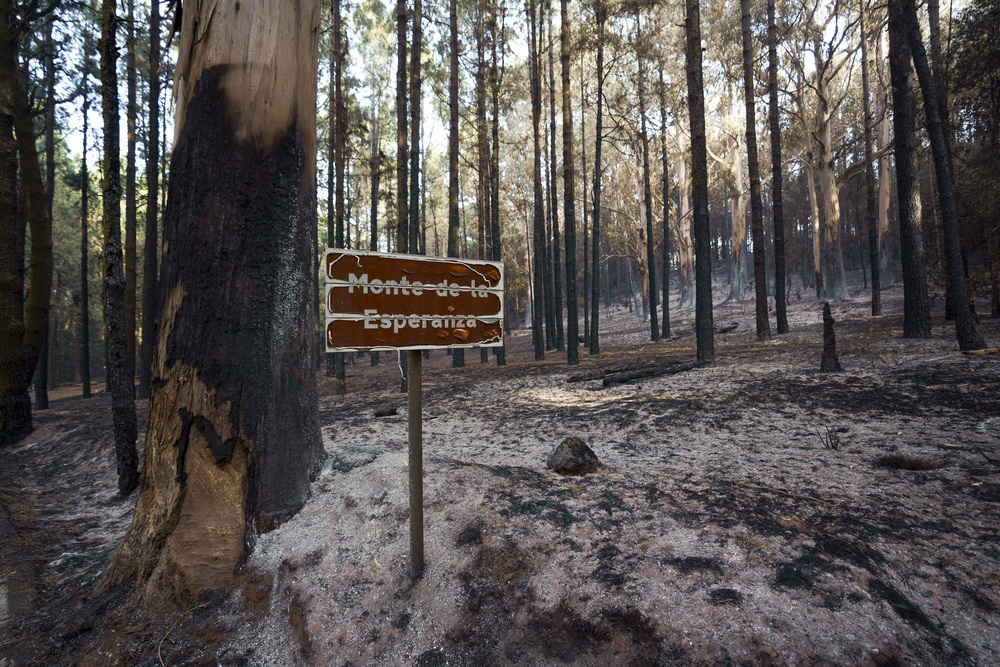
[
  {"left": 323, "top": 249, "right": 504, "bottom": 577},
  {"left": 324, "top": 250, "right": 503, "bottom": 351}
]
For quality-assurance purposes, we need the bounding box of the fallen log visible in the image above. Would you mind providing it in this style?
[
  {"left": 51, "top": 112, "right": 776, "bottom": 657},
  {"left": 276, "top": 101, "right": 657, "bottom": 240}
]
[
  {"left": 568, "top": 364, "right": 658, "bottom": 383},
  {"left": 602, "top": 359, "right": 704, "bottom": 387}
]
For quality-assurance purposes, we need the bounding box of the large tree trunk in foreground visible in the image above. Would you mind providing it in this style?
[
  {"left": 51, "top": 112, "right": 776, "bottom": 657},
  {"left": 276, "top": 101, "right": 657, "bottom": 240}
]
[
  {"left": 100, "top": 0, "right": 139, "bottom": 496},
  {"left": 902, "top": 0, "right": 985, "bottom": 350},
  {"left": 101, "top": 0, "right": 322, "bottom": 601},
  {"left": 139, "top": 0, "right": 160, "bottom": 400},
  {"left": 888, "top": 0, "right": 931, "bottom": 338},
  {"left": 741, "top": 0, "right": 769, "bottom": 341},
  {"left": 767, "top": 0, "right": 788, "bottom": 333},
  {"left": 686, "top": 0, "right": 714, "bottom": 364},
  {"left": 560, "top": 0, "right": 578, "bottom": 365}
]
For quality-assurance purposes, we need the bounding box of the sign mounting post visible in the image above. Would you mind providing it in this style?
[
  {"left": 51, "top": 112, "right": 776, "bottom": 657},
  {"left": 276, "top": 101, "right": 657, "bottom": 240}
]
[{"left": 324, "top": 249, "right": 504, "bottom": 577}]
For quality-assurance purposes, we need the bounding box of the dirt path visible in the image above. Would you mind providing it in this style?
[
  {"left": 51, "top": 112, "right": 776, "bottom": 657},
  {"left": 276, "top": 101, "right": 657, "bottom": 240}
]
[{"left": 1, "top": 286, "right": 999, "bottom": 666}]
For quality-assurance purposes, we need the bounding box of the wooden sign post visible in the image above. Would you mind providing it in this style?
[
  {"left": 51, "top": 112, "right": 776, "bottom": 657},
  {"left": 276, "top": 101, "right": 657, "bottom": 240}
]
[{"left": 324, "top": 250, "right": 504, "bottom": 576}]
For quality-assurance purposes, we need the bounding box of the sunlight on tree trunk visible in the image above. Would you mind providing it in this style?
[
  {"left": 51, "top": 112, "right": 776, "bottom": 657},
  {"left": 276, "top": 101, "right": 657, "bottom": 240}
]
[{"left": 101, "top": 0, "right": 322, "bottom": 602}]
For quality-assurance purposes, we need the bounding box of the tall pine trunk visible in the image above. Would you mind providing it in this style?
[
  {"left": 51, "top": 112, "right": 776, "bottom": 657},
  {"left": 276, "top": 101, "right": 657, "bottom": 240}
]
[
  {"left": 0, "top": 0, "right": 51, "bottom": 444},
  {"left": 332, "top": 0, "right": 347, "bottom": 386},
  {"left": 34, "top": 18, "right": 56, "bottom": 410},
  {"left": 589, "top": 1, "right": 605, "bottom": 356},
  {"left": 101, "top": 0, "right": 323, "bottom": 600},
  {"left": 80, "top": 30, "right": 92, "bottom": 400},
  {"left": 449, "top": 0, "right": 464, "bottom": 367},
  {"left": 658, "top": 67, "right": 671, "bottom": 338},
  {"left": 139, "top": 0, "right": 160, "bottom": 399},
  {"left": 547, "top": 0, "right": 563, "bottom": 351},
  {"left": 560, "top": 0, "right": 578, "bottom": 364},
  {"left": 100, "top": 0, "right": 138, "bottom": 494},
  {"left": 902, "top": 0, "right": 984, "bottom": 349},
  {"left": 637, "top": 20, "right": 659, "bottom": 342},
  {"left": 476, "top": 0, "right": 488, "bottom": 363},
  {"left": 741, "top": 0, "right": 769, "bottom": 341},
  {"left": 860, "top": 0, "right": 881, "bottom": 316},
  {"left": 125, "top": 0, "right": 137, "bottom": 383},
  {"left": 581, "top": 59, "right": 590, "bottom": 347},
  {"left": 490, "top": 0, "right": 506, "bottom": 365},
  {"left": 766, "top": 0, "right": 788, "bottom": 332},
  {"left": 529, "top": 0, "right": 545, "bottom": 361},
  {"left": 888, "top": 0, "right": 931, "bottom": 338},
  {"left": 686, "top": 0, "right": 714, "bottom": 364},
  {"left": 410, "top": 0, "right": 422, "bottom": 254}
]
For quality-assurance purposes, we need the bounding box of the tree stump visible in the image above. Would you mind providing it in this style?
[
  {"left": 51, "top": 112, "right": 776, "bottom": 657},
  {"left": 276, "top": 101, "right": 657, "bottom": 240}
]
[{"left": 820, "top": 302, "right": 843, "bottom": 372}]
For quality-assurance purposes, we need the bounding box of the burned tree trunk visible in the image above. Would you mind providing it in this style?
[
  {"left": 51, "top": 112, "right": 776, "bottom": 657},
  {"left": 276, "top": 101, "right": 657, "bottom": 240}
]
[
  {"left": 741, "top": 0, "right": 769, "bottom": 342},
  {"left": 125, "top": 0, "right": 137, "bottom": 383},
  {"left": 686, "top": 0, "right": 714, "bottom": 364},
  {"left": 902, "top": 0, "right": 985, "bottom": 350},
  {"left": 767, "top": 0, "right": 788, "bottom": 333},
  {"left": 101, "top": 0, "right": 322, "bottom": 600},
  {"left": 0, "top": 0, "right": 53, "bottom": 445},
  {"left": 820, "top": 302, "right": 842, "bottom": 372},
  {"left": 888, "top": 0, "right": 931, "bottom": 338},
  {"left": 589, "top": 1, "right": 606, "bottom": 357},
  {"left": 529, "top": 0, "right": 545, "bottom": 361},
  {"left": 560, "top": 0, "right": 578, "bottom": 364},
  {"left": 100, "top": 0, "right": 139, "bottom": 496},
  {"left": 139, "top": 0, "right": 161, "bottom": 400},
  {"left": 637, "top": 22, "right": 659, "bottom": 342},
  {"left": 658, "top": 66, "right": 671, "bottom": 340},
  {"left": 860, "top": 0, "right": 881, "bottom": 317}
]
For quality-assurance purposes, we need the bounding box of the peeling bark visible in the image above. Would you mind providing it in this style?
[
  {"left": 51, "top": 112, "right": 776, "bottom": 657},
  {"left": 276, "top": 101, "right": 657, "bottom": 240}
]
[{"left": 103, "top": 0, "right": 322, "bottom": 602}]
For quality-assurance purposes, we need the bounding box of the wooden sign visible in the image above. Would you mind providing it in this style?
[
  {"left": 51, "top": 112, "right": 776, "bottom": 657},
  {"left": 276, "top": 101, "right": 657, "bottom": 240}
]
[{"left": 324, "top": 249, "right": 504, "bottom": 351}]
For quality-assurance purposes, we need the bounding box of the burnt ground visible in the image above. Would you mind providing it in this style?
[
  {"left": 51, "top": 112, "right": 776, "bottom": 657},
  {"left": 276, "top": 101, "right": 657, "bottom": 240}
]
[{"left": 1, "top": 282, "right": 999, "bottom": 666}]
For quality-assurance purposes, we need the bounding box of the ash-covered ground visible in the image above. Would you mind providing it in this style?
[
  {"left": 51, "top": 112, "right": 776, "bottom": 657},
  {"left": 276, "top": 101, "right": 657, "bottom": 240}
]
[{"left": 2, "top": 282, "right": 999, "bottom": 666}]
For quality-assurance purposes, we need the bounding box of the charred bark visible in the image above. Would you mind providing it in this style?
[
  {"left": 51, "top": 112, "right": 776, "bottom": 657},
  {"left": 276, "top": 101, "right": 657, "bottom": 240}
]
[
  {"left": 125, "top": 0, "right": 137, "bottom": 383},
  {"left": 902, "top": 0, "right": 985, "bottom": 350},
  {"left": 820, "top": 302, "right": 843, "bottom": 372},
  {"left": 767, "top": 0, "right": 788, "bottom": 333},
  {"left": 741, "top": 0, "right": 769, "bottom": 341},
  {"left": 686, "top": 0, "right": 714, "bottom": 364},
  {"left": 888, "top": 0, "right": 931, "bottom": 338},
  {"left": 0, "top": 0, "right": 53, "bottom": 446},
  {"left": 139, "top": 0, "right": 161, "bottom": 400},
  {"left": 637, "top": 23, "right": 659, "bottom": 342},
  {"left": 860, "top": 0, "right": 881, "bottom": 316},
  {"left": 102, "top": 0, "right": 322, "bottom": 600},
  {"left": 449, "top": 0, "right": 464, "bottom": 367},
  {"left": 80, "top": 37, "right": 92, "bottom": 400},
  {"left": 658, "top": 67, "right": 671, "bottom": 339},
  {"left": 560, "top": 0, "right": 578, "bottom": 364},
  {"left": 100, "top": 0, "right": 139, "bottom": 495},
  {"left": 529, "top": 0, "right": 545, "bottom": 361},
  {"left": 589, "top": 1, "right": 605, "bottom": 356},
  {"left": 547, "top": 0, "right": 563, "bottom": 352}
]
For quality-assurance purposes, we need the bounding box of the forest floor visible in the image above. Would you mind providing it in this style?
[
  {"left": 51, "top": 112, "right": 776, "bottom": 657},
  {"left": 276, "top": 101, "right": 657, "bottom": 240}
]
[{"left": 1, "top": 280, "right": 999, "bottom": 666}]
